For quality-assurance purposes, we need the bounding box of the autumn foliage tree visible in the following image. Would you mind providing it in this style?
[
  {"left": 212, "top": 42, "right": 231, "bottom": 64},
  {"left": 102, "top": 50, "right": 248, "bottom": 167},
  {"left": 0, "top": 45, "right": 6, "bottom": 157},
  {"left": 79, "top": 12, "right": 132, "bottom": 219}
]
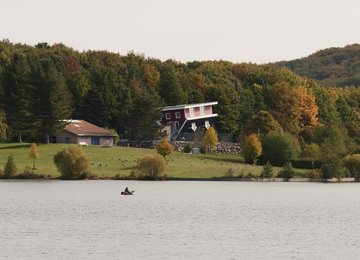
[
  {"left": 203, "top": 126, "right": 218, "bottom": 152},
  {"left": 144, "top": 64, "right": 160, "bottom": 89},
  {"left": 269, "top": 81, "right": 302, "bottom": 134},
  {"left": 242, "top": 134, "right": 262, "bottom": 164},
  {"left": 156, "top": 138, "right": 173, "bottom": 158},
  {"left": 1, "top": 39, "right": 359, "bottom": 153},
  {"left": 29, "top": 143, "right": 39, "bottom": 169},
  {"left": 296, "top": 86, "right": 319, "bottom": 128}
]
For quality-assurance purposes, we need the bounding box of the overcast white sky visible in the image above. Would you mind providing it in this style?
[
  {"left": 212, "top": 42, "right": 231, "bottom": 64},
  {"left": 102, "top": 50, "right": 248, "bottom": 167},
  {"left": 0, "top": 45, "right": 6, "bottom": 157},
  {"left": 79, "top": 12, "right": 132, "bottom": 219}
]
[{"left": 0, "top": 0, "right": 359, "bottom": 63}]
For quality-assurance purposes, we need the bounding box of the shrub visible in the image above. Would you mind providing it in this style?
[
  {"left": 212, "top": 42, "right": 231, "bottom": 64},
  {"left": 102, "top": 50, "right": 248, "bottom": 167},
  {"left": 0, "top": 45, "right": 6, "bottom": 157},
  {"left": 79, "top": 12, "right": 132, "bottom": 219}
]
[
  {"left": 15, "top": 166, "right": 45, "bottom": 179},
  {"left": 156, "top": 138, "right": 173, "bottom": 158},
  {"left": 53, "top": 146, "right": 90, "bottom": 179},
  {"left": 78, "top": 171, "right": 95, "bottom": 180},
  {"left": 321, "top": 163, "right": 347, "bottom": 181},
  {"left": 279, "top": 162, "right": 295, "bottom": 181},
  {"left": 199, "top": 145, "right": 207, "bottom": 154},
  {"left": 183, "top": 143, "right": 192, "bottom": 153},
  {"left": 306, "top": 169, "right": 321, "bottom": 179},
  {"left": 343, "top": 154, "right": 360, "bottom": 181},
  {"left": 3, "top": 154, "right": 17, "bottom": 178},
  {"left": 320, "top": 143, "right": 347, "bottom": 181},
  {"left": 137, "top": 154, "right": 166, "bottom": 180},
  {"left": 242, "top": 134, "right": 262, "bottom": 164},
  {"left": 261, "top": 161, "right": 273, "bottom": 178},
  {"left": 262, "top": 131, "right": 301, "bottom": 166}
]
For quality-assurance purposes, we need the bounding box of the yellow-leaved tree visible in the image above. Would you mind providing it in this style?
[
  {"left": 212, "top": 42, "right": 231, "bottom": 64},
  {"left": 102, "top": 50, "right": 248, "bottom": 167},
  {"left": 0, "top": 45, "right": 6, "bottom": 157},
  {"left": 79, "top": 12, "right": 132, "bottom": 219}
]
[
  {"left": 144, "top": 64, "right": 160, "bottom": 89},
  {"left": 29, "top": 143, "right": 39, "bottom": 169},
  {"left": 242, "top": 134, "right": 262, "bottom": 164},
  {"left": 203, "top": 126, "right": 218, "bottom": 152},
  {"left": 156, "top": 138, "right": 173, "bottom": 159},
  {"left": 296, "top": 86, "right": 319, "bottom": 128}
]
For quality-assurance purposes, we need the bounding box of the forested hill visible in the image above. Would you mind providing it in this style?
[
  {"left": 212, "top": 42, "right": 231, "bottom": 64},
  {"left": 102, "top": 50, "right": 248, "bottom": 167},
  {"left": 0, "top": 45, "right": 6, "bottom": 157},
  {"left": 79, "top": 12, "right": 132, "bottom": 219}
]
[
  {"left": 0, "top": 40, "right": 360, "bottom": 157},
  {"left": 273, "top": 44, "right": 360, "bottom": 87}
]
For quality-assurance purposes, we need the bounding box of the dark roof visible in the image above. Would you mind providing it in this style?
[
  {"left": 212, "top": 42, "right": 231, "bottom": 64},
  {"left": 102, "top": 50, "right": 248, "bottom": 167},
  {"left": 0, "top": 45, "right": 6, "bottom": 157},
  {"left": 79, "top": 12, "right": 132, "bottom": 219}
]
[{"left": 63, "top": 120, "right": 115, "bottom": 136}]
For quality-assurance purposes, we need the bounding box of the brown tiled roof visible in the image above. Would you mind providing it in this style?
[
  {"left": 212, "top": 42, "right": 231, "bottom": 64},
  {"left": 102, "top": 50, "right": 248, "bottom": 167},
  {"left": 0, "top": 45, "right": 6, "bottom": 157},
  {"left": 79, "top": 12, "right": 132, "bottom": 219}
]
[{"left": 64, "top": 120, "right": 115, "bottom": 136}]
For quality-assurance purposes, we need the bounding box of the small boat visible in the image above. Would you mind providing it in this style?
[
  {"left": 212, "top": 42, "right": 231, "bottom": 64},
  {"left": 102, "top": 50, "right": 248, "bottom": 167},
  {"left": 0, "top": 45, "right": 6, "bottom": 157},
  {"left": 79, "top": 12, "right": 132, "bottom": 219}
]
[{"left": 121, "top": 191, "right": 134, "bottom": 195}]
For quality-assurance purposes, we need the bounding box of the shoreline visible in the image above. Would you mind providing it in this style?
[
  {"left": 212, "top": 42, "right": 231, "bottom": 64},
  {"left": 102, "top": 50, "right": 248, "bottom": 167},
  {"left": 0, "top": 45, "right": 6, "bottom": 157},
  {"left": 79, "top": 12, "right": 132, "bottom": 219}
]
[{"left": 0, "top": 177, "right": 357, "bottom": 183}]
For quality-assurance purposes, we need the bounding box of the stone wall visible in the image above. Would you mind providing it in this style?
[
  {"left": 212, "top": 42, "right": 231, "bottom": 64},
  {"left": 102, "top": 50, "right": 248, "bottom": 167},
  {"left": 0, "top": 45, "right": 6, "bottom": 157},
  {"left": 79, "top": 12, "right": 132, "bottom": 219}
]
[
  {"left": 215, "top": 142, "right": 241, "bottom": 154},
  {"left": 173, "top": 141, "right": 241, "bottom": 154}
]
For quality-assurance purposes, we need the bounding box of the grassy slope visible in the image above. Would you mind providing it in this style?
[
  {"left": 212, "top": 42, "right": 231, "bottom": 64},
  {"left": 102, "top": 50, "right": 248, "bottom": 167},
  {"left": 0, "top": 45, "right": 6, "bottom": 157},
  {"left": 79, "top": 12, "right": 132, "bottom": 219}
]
[{"left": 0, "top": 143, "right": 278, "bottom": 178}]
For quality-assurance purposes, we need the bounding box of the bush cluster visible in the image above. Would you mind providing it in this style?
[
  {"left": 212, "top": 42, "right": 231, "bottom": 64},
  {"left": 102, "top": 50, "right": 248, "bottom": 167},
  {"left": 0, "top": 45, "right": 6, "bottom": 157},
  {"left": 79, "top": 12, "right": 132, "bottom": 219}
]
[
  {"left": 53, "top": 146, "right": 90, "bottom": 179},
  {"left": 278, "top": 162, "right": 295, "bottom": 181},
  {"left": 305, "top": 169, "right": 321, "bottom": 179},
  {"left": 136, "top": 154, "right": 166, "bottom": 180},
  {"left": 183, "top": 143, "right": 192, "bottom": 153},
  {"left": 156, "top": 138, "right": 173, "bottom": 158},
  {"left": 260, "top": 161, "right": 274, "bottom": 178}
]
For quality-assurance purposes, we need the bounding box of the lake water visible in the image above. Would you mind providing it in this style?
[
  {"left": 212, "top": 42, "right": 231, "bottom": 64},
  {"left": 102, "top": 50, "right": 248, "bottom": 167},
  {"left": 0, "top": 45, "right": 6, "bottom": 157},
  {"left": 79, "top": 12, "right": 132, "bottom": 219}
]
[{"left": 0, "top": 181, "right": 360, "bottom": 259}]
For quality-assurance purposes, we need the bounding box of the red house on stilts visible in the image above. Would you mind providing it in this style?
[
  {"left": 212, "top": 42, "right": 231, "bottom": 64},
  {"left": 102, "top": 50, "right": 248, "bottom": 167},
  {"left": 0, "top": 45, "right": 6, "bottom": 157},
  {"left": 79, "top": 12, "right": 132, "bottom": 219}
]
[{"left": 160, "top": 101, "right": 218, "bottom": 141}]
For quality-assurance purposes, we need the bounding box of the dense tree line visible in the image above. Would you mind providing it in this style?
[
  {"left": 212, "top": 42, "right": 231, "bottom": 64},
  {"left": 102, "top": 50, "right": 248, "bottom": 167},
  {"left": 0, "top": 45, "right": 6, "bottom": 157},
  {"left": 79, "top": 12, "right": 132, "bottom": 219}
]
[
  {"left": 274, "top": 44, "right": 360, "bottom": 87},
  {"left": 0, "top": 40, "right": 360, "bottom": 167}
]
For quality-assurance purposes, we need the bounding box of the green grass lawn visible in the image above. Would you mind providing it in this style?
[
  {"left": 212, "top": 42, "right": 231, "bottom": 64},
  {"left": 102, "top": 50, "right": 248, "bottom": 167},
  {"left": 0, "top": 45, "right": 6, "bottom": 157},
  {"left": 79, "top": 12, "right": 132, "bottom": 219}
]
[{"left": 0, "top": 143, "right": 280, "bottom": 179}]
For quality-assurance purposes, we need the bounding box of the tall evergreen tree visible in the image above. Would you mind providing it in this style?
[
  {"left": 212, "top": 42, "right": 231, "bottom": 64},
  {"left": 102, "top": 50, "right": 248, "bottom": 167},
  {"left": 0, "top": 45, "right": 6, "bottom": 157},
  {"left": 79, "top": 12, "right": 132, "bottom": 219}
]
[
  {"left": 80, "top": 65, "right": 130, "bottom": 131},
  {"left": 1, "top": 53, "right": 39, "bottom": 142},
  {"left": 128, "top": 88, "right": 163, "bottom": 141},
  {"left": 0, "top": 109, "right": 8, "bottom": 141},
  {"left": 159, "top": 63, "right": 185, "bottom": 105},
  {"left": 32, "top": 58, "right": 72, "bottom": 143}
]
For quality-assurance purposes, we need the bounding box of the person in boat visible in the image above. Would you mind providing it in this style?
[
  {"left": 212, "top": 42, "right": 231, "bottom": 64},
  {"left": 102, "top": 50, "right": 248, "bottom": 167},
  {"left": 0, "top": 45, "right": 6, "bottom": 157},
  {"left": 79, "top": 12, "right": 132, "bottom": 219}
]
[{"left": 124, "top": 187, "right": 130, "bottom": 194}]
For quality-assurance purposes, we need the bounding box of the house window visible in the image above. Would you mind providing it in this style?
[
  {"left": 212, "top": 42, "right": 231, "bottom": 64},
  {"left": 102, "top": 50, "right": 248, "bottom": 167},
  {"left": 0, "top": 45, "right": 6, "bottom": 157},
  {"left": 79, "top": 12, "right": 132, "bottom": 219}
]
[
  {"left": 65, "top": 137, "right": 70, "bottom": 143},
  {"left": 175, "top": 112, "right": 180, "bottom": 119},
  {"left": 190, "top": 108, "right": 194, "bottom": 117},
  {"left": 194, "top": 107, "right": 200, "bottom": 116},
  {"left": 165, "top": 113, "right": 171, "bottom": 120}
]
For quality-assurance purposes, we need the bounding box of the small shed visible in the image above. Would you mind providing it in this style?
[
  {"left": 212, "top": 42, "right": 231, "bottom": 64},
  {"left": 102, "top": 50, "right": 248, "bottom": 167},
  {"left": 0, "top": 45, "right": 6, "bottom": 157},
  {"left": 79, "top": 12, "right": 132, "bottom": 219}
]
[{"left": 51, "top": 120, "right": 116, "bottom": 146}]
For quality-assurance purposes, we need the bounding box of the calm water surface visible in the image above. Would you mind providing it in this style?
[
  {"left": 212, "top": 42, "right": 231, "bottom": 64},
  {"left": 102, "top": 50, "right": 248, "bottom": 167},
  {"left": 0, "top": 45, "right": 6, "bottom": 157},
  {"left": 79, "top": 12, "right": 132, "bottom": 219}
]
[{"left": 0, "top": 180, "right": 360, "bottom": 259}]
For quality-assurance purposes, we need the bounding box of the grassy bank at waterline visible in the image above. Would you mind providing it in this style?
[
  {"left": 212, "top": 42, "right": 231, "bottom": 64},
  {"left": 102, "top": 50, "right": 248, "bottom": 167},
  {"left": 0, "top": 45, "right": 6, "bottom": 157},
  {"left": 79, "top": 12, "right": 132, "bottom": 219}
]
[{"left": 0, "top": 143, "right": 276, "bottom": 179}]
